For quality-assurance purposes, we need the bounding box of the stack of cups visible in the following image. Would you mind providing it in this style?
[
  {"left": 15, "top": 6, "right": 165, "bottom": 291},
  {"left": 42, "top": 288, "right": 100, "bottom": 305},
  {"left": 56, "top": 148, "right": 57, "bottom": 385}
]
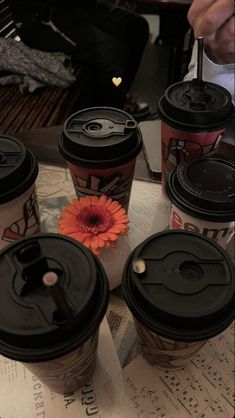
[
  {"left": 0, "top": 233, "right": 109, "bottom": 393},
  {"left": 166, "top": 156, "right": 235, "bottom": 249},
  {"left": 58, "top": 106, "right": 143, "bottom": 211},
  {"left": 0, "top": 135, "right": 40, "bottom": 250},
  {"left": 122, "top": 230, "right": 235, "bottom": 369},
  {"left": 158, "top": 79, "right": 234, "bottom": 191}
]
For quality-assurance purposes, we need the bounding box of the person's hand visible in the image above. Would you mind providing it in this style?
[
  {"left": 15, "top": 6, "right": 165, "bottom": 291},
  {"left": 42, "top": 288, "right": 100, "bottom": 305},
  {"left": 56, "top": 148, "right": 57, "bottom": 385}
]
[{"left": 188, "top": 0, "right": 235, "bottom": 64}]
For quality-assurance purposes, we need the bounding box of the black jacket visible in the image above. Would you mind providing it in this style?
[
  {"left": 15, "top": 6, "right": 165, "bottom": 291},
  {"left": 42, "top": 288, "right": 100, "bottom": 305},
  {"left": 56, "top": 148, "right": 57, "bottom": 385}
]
[{"left": 8, "top": 1, "right": 96, "bottom": 25}]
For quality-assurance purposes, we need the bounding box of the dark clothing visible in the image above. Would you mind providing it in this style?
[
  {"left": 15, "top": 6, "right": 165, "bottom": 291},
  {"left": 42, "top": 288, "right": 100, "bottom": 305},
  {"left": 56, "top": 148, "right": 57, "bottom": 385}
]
[
  {"left": 8, "top": 1, "right": 149, "bottom": 108},
  {"left": 8, "top": 1, "right": 95, "bottom": 23}
]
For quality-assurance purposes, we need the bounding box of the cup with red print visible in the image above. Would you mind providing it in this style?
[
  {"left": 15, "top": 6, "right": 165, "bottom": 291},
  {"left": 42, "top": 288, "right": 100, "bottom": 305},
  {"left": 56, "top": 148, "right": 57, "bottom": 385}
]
[
  {"left": 122, "top": 230, "right": 234, "bottom": 369},
  {"left": 59, "top": 106, "right": 143, "bottom": 211},
  {"left": 0, "top": 135, "right": 40, "bottom": 250}
]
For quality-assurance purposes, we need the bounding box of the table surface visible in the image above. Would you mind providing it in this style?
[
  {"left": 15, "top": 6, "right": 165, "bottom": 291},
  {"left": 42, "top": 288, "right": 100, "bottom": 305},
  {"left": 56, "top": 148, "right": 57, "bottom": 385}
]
[{"left": 24, "top": 133, "right": 234, "bottom": 416}]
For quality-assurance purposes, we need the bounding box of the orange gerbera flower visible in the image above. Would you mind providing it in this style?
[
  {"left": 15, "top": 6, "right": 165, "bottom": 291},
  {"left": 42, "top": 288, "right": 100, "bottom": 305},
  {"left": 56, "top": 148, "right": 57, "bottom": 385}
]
[{"left": 58, "top": 195, "right": 129, "bottom": 255}]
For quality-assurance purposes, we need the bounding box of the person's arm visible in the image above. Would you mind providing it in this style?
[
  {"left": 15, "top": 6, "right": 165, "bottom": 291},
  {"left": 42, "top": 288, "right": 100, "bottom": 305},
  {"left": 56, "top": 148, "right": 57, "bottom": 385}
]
[
  {"left": 184, "top": 42, "right": 235, "bottom": 104},
  {"left": 185, "top": 0, "right": 234, "bottom": 103},
  {"left": 187, "top": 0, "right": 235, "bottom": 65}
]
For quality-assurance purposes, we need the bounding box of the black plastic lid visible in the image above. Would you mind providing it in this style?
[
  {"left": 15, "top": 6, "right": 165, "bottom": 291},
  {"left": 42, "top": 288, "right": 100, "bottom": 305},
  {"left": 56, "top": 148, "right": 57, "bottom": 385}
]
[
  {"left": 158, "top": 80, "right": 234, "bottom": 132},
  {"left": 0, "top": 233, "right": 109, "bottom": 362},
  {"left": 59, "top": 107, "right": 143, "bottom": 168},
  {"left": 0, "top": 135, "right": 38, "bottom": 204},
  {"left": 166, "top": 156, "right": 235, "bottom": 222},
  {"left": 122, "top": 230, "right": 235, "bottom": 341}
]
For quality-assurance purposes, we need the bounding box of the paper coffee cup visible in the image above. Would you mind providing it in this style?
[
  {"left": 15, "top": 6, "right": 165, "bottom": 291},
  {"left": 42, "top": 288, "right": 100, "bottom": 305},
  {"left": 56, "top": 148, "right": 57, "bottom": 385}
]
[
  {"left": 24, "top": 329, "right": 99, "bottom": 393},
  {"left": 133, "top": 318, "right": 207, "bottom": 368},
  {"left": 0, "top": 135, "right": 40, "bottom": 249},
  {"left": 59, "top": 107, "right": 143, "bottom": 211},
  {"left": 158, "top": 80, "right": 234, "bottom": 191},
  {"left": 0, "top": 233, "right": 109, "bottom": 393},
  {"left": 122, "top": 230, "right": 235, "bottom": 369},
  {"left": 167, "top": 156, "right": 235, "bottom": 249}
]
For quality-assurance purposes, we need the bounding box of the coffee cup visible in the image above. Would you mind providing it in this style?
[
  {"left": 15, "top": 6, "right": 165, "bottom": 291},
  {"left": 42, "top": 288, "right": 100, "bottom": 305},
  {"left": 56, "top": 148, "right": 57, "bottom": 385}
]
[
  {"left": 158, "top": 79, "right": 234, "bottom": 191},
  {"left": 58, "top": 106, "right": 143, "bottom": 211},
  {"left": 122, "top": 230, "right": 234, "bottom": 369},
  {"left": 0, "top": 233, "right": 109, "bottom": 393},
  {"left": 167, "top": 156, "right": 235, "bottom": 249},
  {"left": 0, "top": 135, "right": 40, "bottom": 249}
]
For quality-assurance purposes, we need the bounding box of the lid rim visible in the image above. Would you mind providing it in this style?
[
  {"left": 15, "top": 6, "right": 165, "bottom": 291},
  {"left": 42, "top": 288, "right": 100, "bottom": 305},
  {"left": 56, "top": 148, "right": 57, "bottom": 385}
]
[
  {"left": 0, "top": 149, "right": 38, "bottom": 204},
  {"left": 169, "top": 199, "right": 235, "bottom": 222},
  {"left": 158, "top": 99, "right": 233, "bottom": 132},
  {"left": 0, "top": 260, "right": 109, "bottom": 362},
  {"left": 166, "top": 159, "right": 235, "bottom": 222},
  {"left": 167, "top": 183, "right": 235, "bottom": 222},
  {"left": 59, "top": 132, "right": 143, "bottom": 168},
  {"left": 124, "top": 292, "right": 235, "bottom": 342},
  {"left": 158, "top": 80, "right": 234, "bottom": 131}
]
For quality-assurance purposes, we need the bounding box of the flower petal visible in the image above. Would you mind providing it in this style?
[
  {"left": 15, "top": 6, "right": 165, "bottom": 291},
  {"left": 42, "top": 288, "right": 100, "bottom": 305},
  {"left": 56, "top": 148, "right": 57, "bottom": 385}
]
[
  {"left": 104, "top": 198, "right": 115, "bottom": 208},
  {"left": 83, "top": 236, "right": 93, "bottom": 248},
  {"left": 97, "top": 237, "right": 106, "bottom": 247},
  {"left": 109, "top": 225, "right": 125, "bottom": 234},
  {"left": 58, "top": 226, "right": 79, "bottom": 234},
  {"left": 88, "top": 198, "right": 97, "bottom": 208},
  {"left": 62, "top": 206, "right": 79, "bottom": 216},
  {"left": 90, "top": 235, "right": 99, "bottom": 250},
  {"left": 112, "top": 208, "right": 126, "bottom": 218},
  {"left": 74, "top": 197, "right": 91, "bottom": 208},
  {"left": 107, "top": 201, "right": 122, "bottom": 214},
  {"left": 105, "top": 232, "right": 117, "bottom": 241},
  {"left": 97, "top": 195, "right": 107, "bottom": 206},
  {"left": 98, "top": 233, "right": 111, "bottom": 241}
]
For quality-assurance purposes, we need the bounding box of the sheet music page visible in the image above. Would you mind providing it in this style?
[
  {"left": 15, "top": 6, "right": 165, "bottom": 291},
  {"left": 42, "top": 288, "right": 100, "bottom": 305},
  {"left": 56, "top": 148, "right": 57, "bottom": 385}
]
[
  {"left": 123, "top": 323, "right": 234, "bottom": 418},
  {"left": 0, "top": 318, "right": 134, "bottom": 418}
]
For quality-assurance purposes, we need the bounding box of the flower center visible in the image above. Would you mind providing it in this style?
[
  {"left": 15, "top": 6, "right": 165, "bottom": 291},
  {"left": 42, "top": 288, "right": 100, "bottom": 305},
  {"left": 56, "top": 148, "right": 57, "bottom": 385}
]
[
  {"left": 76, "top": 206, "right": 114, "bottom": 234},
  {"left": 89, "top": 214, "right": 102, "bottom": 226}
]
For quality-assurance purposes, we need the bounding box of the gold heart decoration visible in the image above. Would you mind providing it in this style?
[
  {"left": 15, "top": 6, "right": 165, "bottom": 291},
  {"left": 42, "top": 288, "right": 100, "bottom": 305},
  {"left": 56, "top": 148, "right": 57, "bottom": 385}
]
[{"left": 112, "top": 77, "right": 122, "bottom": 87}]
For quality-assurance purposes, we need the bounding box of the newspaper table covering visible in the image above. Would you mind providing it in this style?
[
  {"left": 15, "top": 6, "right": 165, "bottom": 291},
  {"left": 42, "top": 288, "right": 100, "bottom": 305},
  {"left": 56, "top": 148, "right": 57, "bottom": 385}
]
[
  {"left": 0, "top": 318, "right": 134, "bottom": 418},
  {"left": 123, "top": 323, "right": 234, "bottom": 418}
]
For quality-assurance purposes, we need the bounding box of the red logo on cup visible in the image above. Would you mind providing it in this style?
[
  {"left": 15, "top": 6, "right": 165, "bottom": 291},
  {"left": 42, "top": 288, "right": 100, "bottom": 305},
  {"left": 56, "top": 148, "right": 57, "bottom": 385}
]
[
  {"left": 2, "top": 191, "right": 40, "bottom": 243},
  {"left": 171, "top": 210, "right": 183, "bottom": 229}
]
